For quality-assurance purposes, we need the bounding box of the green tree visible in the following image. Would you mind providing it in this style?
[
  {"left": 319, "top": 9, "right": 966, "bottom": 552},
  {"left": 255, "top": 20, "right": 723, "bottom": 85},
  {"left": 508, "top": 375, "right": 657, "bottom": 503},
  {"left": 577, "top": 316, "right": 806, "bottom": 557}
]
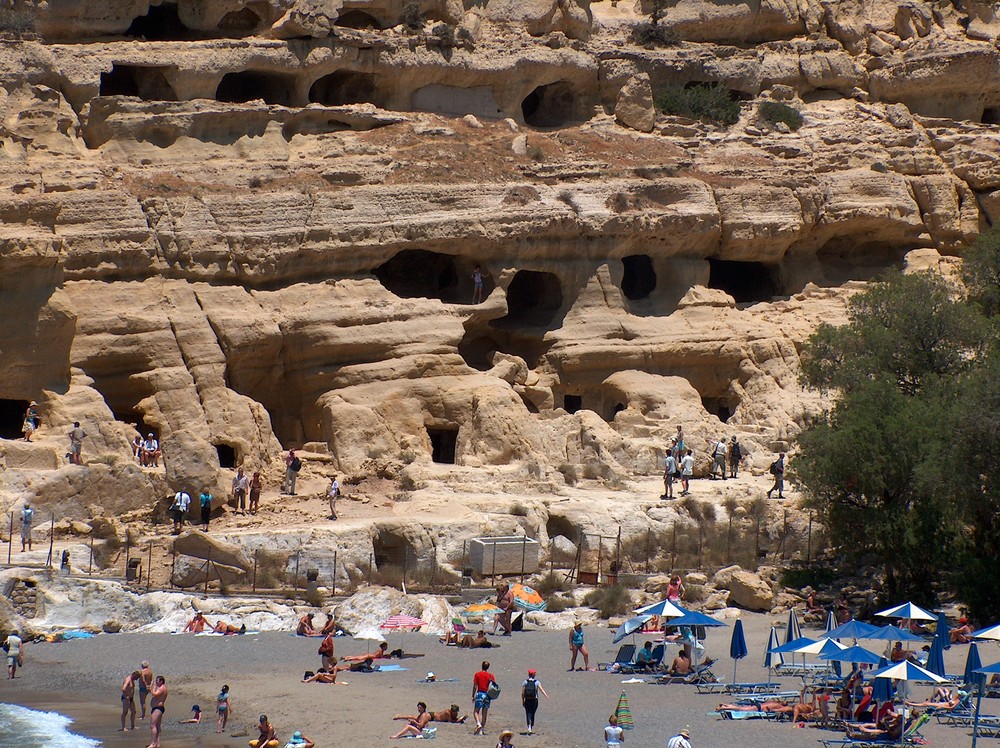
[
  {"left": 795, "top": 271, "right": 986, "bottom": 603},
  {"left": 963, "top": 226, "right": 1000, "bottom": 317}
]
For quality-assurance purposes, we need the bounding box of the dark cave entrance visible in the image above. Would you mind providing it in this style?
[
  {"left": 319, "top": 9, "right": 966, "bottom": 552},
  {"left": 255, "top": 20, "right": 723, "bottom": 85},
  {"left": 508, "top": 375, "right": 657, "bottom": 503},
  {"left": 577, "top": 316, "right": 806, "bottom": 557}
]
[
  {"left": 622, "top": 254, "right": 656, "bottom": 300},
  {"left": 563, "top": 394, "right": 582, "bottom": 414},
  {"left": 308, "top": 71, "right": 379, "bottom": 107},
  {"left": 521, "top": 81, "right": 578, "bottom": 128},
  {"left": 216, "top": 71, "right": 297, "bottom": 106},
  {"left": 984, "top": 107, "right": 1000, "bottom": 125},
  {"left": 215, "top": 444, "right": 237, "bottom": 469},
  {"left": 702, "top": 397, "right": 733, "bottom": 423},
  {"left": 335, "top": 10, "right": 382, "bottom": 29},
  {"left": 707, "top": 259, "right": 780, "bottom": 303},
  {"left": 498, "top": 270, "right": 563, "bottom": 326},
  {"left": 100, "top": 65, "right": 178, "bottom": 100},
  {"left": 125, "top": 3, "right": 192, "bottom": 40},
  {"left": 218, "top": 7, "right": 263, "bottom": 33},
  {"left": 373, "top": 528, "right": 415, "bottom": 573},
  {"left": 374, "top": 249, "right": 463, "bottom": 302},
  {"left": 427, "top": 427, "right": 458, "bottom": 464},
  {"left": 0, "top": 399, "right": 30, "bottom": 440},
  {"left": 458, "top": 332, "right": 553, "bottom": 373}
]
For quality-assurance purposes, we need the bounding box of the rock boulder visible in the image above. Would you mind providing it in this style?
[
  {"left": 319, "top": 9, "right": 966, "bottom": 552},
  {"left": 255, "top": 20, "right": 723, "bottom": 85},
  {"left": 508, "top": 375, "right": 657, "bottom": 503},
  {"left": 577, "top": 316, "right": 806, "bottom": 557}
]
[{"left": 727, "top": 570, "right": 774, "bottom": 611}]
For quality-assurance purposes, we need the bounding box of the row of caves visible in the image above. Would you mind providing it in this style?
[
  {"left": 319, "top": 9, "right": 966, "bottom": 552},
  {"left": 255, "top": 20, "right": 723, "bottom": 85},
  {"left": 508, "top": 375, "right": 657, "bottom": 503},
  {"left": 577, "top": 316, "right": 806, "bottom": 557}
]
[{"left": 98, "top": 65, "right": 585, "bottom": 127}]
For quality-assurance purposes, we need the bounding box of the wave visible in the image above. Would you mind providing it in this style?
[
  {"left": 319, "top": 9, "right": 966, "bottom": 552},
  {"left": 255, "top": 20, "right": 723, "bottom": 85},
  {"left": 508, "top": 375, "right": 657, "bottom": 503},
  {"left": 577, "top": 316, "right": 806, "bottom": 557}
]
[{"left": 0, "top": 703, "right": 100, "bottom": 748}]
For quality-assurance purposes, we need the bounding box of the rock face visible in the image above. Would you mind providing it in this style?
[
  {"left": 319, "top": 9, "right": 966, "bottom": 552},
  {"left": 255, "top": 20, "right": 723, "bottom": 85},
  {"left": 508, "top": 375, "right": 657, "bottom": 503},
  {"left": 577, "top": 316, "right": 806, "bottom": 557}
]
[
  {"left": 0, "top": 0, "right": 996, "bottom": 568},
  {"left": 726, "top": 569, "right": 775, "bottom": 612}
]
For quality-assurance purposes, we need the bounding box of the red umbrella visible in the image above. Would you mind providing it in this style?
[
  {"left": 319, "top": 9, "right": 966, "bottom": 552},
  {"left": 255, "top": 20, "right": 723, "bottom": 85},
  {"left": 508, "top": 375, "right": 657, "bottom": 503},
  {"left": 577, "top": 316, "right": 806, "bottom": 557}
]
[{"left": 380, "top": 614, "right": 428, "bottom": 630}]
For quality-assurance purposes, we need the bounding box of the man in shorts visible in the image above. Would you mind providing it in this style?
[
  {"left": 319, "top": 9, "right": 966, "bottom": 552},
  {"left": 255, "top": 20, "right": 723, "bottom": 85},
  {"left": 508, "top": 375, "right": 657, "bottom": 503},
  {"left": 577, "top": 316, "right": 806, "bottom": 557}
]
[
  {"left": 472, "top": 660, "right": 498, "bottom": 736},
  {"left": 68, "top": 421, "right": 86, "bottom": 465},
  {"left": 138, "top": 660, "right": 154, "bottom": 719},
  {"left": 120, "top": 669, "right": 140, "bottom": 731}
]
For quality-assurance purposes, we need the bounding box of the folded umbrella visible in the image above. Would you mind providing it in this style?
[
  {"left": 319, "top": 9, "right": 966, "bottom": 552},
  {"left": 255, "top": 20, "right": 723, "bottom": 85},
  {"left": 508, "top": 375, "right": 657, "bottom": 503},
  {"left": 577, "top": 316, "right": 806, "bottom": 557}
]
[
  {"left": 925, "top": 632, "right": 946, "bottom": 677},
  {"left": 964, "top": 642, "right": 983, "bottom": 689},
  {"left": 730, "top": 619, "right": 748, "bottom": 685}
]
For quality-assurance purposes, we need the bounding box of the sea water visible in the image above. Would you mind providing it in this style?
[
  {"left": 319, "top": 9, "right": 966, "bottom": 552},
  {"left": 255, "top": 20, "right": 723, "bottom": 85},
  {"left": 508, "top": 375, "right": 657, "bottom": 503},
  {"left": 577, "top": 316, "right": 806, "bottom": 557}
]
[{"left": 0, "top": 703, "right": 100, "bottom": 748}]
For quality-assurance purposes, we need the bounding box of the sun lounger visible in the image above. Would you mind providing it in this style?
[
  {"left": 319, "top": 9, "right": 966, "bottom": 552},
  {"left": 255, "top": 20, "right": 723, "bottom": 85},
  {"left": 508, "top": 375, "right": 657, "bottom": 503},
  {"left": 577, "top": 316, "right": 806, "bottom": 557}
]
[
  {"left": 725, "top": 682, "right": 782, "bottom": 694},
  {"left": 719, "top": 709, "right": 779, "bottom": 720},
  {"left": 599, "top": 644, "right": 636, "bottom": 671},
  {"left": 776, "top": 662, "right": 830, "bottom": 677},
  {"left": 694, "top": 681, "right": 729, "bottom": 694}
]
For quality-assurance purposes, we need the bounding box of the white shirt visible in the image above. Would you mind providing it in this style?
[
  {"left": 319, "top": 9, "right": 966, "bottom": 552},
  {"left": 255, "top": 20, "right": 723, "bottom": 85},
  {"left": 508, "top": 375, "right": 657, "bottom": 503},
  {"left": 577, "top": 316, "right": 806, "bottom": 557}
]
[
  {"left": 21, "top": 507, "right": 33, "bottom": 528},
  {"left": 4, "top": 634, "right": 21, "bottom": 656},
  {"left": 328, "top": 480, "right": 340, "bottom": 498},
  {"left": 681, "top": 455, "right": 695, "bottom": 476},
  {"left": 715, "top": 440, "right": 727, "bottom": 456},
  {"left": 143, "top": 438, "right": 159, "bottom": 451},
  {"left": 605, "top": 725, "right": 624, "bottom": 745},
  {"left": 173, "top": 491, "right": 191, "bottom": 511},
  {"left": 667, "top": 735, "right": 692, "bottom": 748}
]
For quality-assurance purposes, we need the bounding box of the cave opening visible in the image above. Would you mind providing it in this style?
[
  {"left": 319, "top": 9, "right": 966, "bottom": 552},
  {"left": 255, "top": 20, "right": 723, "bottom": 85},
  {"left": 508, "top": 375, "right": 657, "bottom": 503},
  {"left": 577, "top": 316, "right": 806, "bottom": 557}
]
[
  {"left": 427, "top": 427, "right": 458, "bottom": 464},
  {"left": 335, "top": 10, "right": 382, "bottom": 29},
  {"left": 374, "top": 249, "right": 463, "bottom": 302},
  {"left": 815, "top": 240, "right": 908, "bottom": 286},
  {"left": 216, "top": 71, "right": 297, "bottom": 106},
  {"left": 100, "top": 65, "right": 177, "bottom": 101},
  {"left": 521, "top": 81, "right": 578, "bottom": 128},
  {"left": 496, "top": 270, "right": 563, "bottom": 327},
  {"left": 113, "top": 408, "right": 154, "bottom": 441},
  {"left": 563, "top": 394, "right": 582, "bottom": 414},
  {"left": 218, "top": 7, "right": 262, "bottom": 33},
  {"left": 701, "top": 397, "right": 733, "bottom": 423},
  {"left": 308, "top": 71, "right": 379, "bottom": 107},
  {"left": 611, "top": 402, "right": 626, "bottom": 419},
  {"left": 0, "top": 399, "right": 30, "bottom": 440},
  {"left": 373, "top": 528, "right": 415, "bottom": 573},
  {"left": 215, "top": 443, "right": 237, "bottom": 469},
  {"left": 125, "top": 3, "right": 192, "bottom": 40},
  {"left": 707, "top": 259, "right": 780, "bottom": 304},
  {"left": 622, "top": 254, "right": 656, "bottom": 300},
  {"left": 546, "top": 514, "right": 578, "bottom": 543},
  {"left": 458, "top": 330, "right": 552, "bottom": 372},
  {"left": 984, "top": 107, "right": 1000, "bottom": 125}
]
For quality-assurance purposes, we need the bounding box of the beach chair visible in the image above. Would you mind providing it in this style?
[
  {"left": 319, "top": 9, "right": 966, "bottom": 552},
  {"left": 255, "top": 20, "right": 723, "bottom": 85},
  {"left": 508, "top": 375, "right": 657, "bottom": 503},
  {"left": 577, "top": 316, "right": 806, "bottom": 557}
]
[
  {"left": 599, "top": 644, "right": 636, "bottom": 671},
  {"left": 685, "top": 659, "right": 719, "bottom": 684},
  {"left": 723, "top": 682, "right": 782, "bottom": 695},
  {"left": 622, "top": 643, "right": 665, "bottom": 674}
]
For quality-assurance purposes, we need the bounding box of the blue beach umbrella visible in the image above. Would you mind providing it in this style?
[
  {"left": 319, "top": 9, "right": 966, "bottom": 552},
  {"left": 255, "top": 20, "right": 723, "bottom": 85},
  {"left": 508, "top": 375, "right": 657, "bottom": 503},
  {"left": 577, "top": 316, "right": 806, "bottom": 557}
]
[
  {"left": 667, "top": 610, "right": 727, "bottom": 629},
  {"left": 935, "top": 612, "right": 950, "bottom": 648},
  {"left": 613, "top": 614, "right": 652, "bottom": 644},
  {"left": 872, "top": 672, "right": 893, "bottom": 710},
  {"left": 825, "top": 609, "right": 837, "bottom": 634},
  {"left": 826, "top": 619, "right": 881, "bottom": 640},
  {"left": 965, "top": 642, "right": 983, "bottom": 689},
  {"left": 769, "top": 636, "right": 816, "bottom": 654},
  {"left": 973, "top": 623, "right": 1000, "bottom": 641},
  {"left": 822, "top": 645, "right": 884, "bottom": 666},
  {"left": 973, "top": 662, "right": 1000, "bottom": 748},
  {"left": 926, "top": 632, "right": 946, "bottom": 677},
  {"left": 867, "top": 625, "right": 924, "bottom": 642},
  {"left": 730, "top": 619, "right": 748, "bottom": 685},
  {"left": 763, "top": 626, "right": 782, "bottom": 678}
]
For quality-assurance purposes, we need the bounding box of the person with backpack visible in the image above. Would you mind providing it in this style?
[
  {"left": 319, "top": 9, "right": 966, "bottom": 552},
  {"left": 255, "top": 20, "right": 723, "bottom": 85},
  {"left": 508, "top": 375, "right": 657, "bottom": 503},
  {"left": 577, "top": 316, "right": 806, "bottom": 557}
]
[
  {"left": 472, "top": 660, "right": 498, "bottom": 736},
  {"left": 710, "top": 437, "right": 728, "bottom": 480},
  {"left": 767, "top": 452, "right": 785, "bottom": 499},
  {"left": 283, "top": 449, "right": 301, "bottom": 495},
  {"left": 521, "top": 668, "right": 549, "bottom": 735},
  {"left": 728, "top": 436, "right": 743, "bottom": 479}
]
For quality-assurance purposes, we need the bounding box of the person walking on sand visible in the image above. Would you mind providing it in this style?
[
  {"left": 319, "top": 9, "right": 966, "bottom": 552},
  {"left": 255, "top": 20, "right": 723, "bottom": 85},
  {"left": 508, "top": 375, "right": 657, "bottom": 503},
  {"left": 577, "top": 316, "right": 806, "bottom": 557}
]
[
  {"left": 766, "top": 452, "right": 785, "bottom": 499},
  {"left": 661, "top": 449, "right": 677, "bottom": 500},
  {"left": 521, "top": 668, "right": 549, "bottom": 734},
  {"left": 327, "top": 475, "right": 340, "bottom": 519},
  {"left": 680, "top": 449, "right": 694, "bottom": 496},
  {"left": 20, "top": 501, "right": 33, "bottom": 552},
  {"left": 216, "top": 684, "right": 232, "bottom": 733},
  {"left": 138, "top": 660, "right": 154, "bottom": 719},
  {"left": 283, "top": 449, "right": 301, "bottom": 495},
  {"left": 4, "top": 630, "right": 22, "bottom": 680},
  {"left": 148, "top": 675, "right": 168, "bottom": 748},
  {"left": 248, "top": 470, "right": 262, "bottom": 514},
  {"left": 666, "top": 726, "right": 693, "bottom": 748},
  {"left": 605, "top": 715, "right": 625, "bottom": 746},
  {"left": 568, "top": 622, "right": 590, "bottom": 671},
  {"left": 68, "top": 421, "right": 86, "bottom": 465},
  {"left": 231, "top": 467, "right": 249, "bottom": 514},
  {"left": 120, "top": 670, "right": 141, "bottom": 731},
  {"left": 472, "top": 660, "right": 498, "bottom": 736}
]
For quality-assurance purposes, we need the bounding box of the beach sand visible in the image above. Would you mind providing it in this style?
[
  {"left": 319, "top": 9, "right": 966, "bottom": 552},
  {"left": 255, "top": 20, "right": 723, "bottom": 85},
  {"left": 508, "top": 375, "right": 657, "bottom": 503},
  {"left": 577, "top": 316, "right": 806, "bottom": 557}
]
[{"left": 3, "top": 610, "right": 992, "bottom": 747}]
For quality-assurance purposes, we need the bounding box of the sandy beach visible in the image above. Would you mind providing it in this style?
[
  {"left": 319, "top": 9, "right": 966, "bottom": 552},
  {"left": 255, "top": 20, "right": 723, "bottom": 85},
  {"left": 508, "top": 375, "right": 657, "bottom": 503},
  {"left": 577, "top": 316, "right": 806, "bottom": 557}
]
[{"left": 3, "top": 610, "right": 995, "bottom": 747}]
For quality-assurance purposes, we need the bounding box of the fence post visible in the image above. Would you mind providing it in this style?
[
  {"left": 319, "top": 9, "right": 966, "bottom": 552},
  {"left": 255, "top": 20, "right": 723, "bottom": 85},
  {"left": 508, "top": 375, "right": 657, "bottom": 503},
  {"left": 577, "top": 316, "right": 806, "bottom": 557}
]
[
  {"left": 125, "top": 533, "right": 131, "bottom": 579},
  {"left": 146, "top": 541, "right": 152, "bottom": 591},
  {"left": 88, "top": 533, "right": 94, "bottom": 575},
  {"left": 368, "top": 552, "right": 373, "bottom": 580},
  {"left": 170, "top": 549, "right": 176, "bottom": 589},
  {"left": 402, "top": 547, "right": 408, "bottom": 589},
  {"left": 204, "top": 548, "right": 212, "bottom": 598},
  {"left": 614, "top": 526, "right": 621, "bottom": 578},
  {"left": 520, "top": 535, "right": 527, "bottom": 583},
  {"left": 47, "top": 514, "right": 54, "bottom": 568},
  {"left": 332, "top": 549, "right": 337, "bottom": 597},
  {"left": 252, "top": 549, "right": 258, "bottom": 592},
  {"left": 491, "top": 539, "right": 497, "bottom": 582},
  {"left": 645, "top": 530, "right": 650, "bottom": 575}
]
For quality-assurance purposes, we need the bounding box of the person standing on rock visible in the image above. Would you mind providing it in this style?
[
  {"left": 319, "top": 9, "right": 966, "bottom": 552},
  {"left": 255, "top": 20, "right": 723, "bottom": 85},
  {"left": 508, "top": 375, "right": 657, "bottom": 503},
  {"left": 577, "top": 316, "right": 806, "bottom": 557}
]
[
  {"left": 148, "top": 674, "right": 168, "bottom": 748},
  {"left": 170, "top": 490, "right": 191, "bottom": 535},
  {"left": 231, "top": 467, "right": 249, "bottom": 515},
  {"left": 327, "top": 475, "right": 340, "bottom": 520},
  {"left": 199, "top": 489, "right": 213, "bottom": 531},
  {"left": 20, "top": 501, "right": 33, "bottom": 552},
  {"left": 674, "top": 426, "right": 686, "bottom": 460},
  {"left": 249, "top": 470, "right": 262, "bottom": 515},
  {"left": 728, "top": 436, "right": 743, "bottom": 479},
  {"left": 680, "top": 449, "right": 694, "bottom": 496},
  {"left": 138, "top": 660, "right": 154, "bottom": 720},
  {"left": 472, "top": 265, "right": 490, "bottom": 304},
  {"left": 766, "top": 452, "right": 786, "bottom": 499},
  {"left": 67, "top": 421, "right": 86, "bottom": 465},
  {"left": 283, "top": 449, "right": 301, "bottom": 496},
  {"left": 120, "top": 669, "right": 140, "bottom": 731},
  {"left": 22, "top": 402, "right": 37, "bottom": 442},
  {"left": 661, "top": 450, "right": 677, "bottom": 500}
]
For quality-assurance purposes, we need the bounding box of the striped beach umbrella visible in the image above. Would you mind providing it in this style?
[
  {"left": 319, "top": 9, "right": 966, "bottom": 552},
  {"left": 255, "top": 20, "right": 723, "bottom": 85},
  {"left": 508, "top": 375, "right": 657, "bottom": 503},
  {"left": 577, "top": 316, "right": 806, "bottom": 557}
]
[
  {"left": 380, "top": 614, "right": 428, "bottom": 630},
  {"left": 510, "top": 583, "right": 546, "bottom": 612},
  {"left": 615, "top": 690, "right": 634, "bottom": 730}
]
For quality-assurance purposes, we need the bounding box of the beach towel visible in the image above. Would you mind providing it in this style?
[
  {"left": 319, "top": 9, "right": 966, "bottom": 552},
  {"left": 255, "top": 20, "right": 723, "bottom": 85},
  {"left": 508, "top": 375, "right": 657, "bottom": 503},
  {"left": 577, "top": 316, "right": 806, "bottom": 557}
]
[{"left": 376, "top": 664, "right": 408, "bottom": 672}]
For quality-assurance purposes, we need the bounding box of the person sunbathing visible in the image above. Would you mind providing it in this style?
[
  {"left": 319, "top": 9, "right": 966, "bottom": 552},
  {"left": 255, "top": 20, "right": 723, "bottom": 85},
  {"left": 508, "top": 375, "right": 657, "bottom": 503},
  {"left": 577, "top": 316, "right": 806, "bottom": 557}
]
[
  {"left": 791, "top": 688, "right": 829, "bottom": 723},
  {"left": 213, "top": 621, "right": 245, "bottom": 635},
  {"left": 952, "top": 620, "right": 974, "bottom": 644},
  {"left": 440, "top": 627, "right": 465, "bottom": 646},
  {"left": 302, "top": 668, "right": 347, "bottom": 685},
  {"left": 906, "top": 691, "right": 965, "bottom": 710},
  {"left": 342, "top": 642, "right": 389, "bottom": 662},
  {"left": 430, "top": 705, "right": 467, "bottom": 723},
  {"left": 847, "top": 711, "right": 904, "bottom": 741},
  {"left": 390, "top": 701, "right": 431, "bottom": 739},
  {"left": 459, "top": 630, "right": 494, "bottom": 649},
  {"left": 183, "top": 612, "right": 208, "bottom": 633},
  {"left": 668, "top": 650, "right": 691, "bottom": 676},
  {"left": 717, "top": 701, "right": 794, "bottom": 714},
  {"left": 333, "top": 657, "right": 378, "bottom": 674}
]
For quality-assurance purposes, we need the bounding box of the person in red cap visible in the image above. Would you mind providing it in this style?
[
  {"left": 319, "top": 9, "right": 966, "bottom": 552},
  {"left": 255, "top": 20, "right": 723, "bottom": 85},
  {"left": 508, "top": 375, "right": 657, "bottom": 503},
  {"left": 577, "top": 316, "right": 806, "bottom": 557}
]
[{"left": 521, "top": 668, "right": 549, "bottom": 735}]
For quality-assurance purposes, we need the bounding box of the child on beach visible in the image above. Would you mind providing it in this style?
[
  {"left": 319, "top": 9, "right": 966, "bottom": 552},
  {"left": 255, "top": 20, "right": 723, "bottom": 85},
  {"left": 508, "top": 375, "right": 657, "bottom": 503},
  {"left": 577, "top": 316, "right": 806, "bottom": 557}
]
[
  {"left": 216, "top": 684, "right": 232, "bottom": 733},
  {"left": 497, "top": 728, "right": 515, "bottom": 747},
  {"left": 605, "top": 715, "right": 625, "bottom": 746}
]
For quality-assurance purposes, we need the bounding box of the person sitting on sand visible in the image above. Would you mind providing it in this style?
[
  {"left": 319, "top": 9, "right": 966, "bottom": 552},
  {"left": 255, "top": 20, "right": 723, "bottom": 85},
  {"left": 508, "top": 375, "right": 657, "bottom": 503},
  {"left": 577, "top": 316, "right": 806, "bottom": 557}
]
[
  {"left": 391, "top": 701, "right": 432, "bottom": 738},
  {"left": 283, "top": 730, "right": 314, "bottom": 748},
  {"left": 668, "top": 650, "right": 691, "bottom": 676},
  {"left": 952, "top": 618, "right": 975, "bottom": 644},
  {"left": 431, "top": 704, "right": 467, "bottom": 723},
  {"left": 297, "top": 613, "right": 317, "bottom": 636},
  {"left": 183, "top": 612, "right": 208, "bottom": 633},
  {"left": 459, "top": 630, "right": 494, "bottom": 649},
  {"left": 249, "top": 714, "right": 279, "bottom": 748},
  {"left": 320, "top": 614, "right": 336, "bottom": 636},
  {"left": 178, "top": 705, "right": 201, "bottom": 724},
  {"left": 214, "top": 621, "right": 245, "bottom": 636},
  {"left": 342, "top": 642, "right": 389, "bottom": 662}
]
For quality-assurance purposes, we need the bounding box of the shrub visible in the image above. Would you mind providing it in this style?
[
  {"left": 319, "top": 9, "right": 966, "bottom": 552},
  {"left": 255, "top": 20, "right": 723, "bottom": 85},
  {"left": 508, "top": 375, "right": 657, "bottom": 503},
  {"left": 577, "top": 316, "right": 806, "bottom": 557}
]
[
  {"left": 399, "top": 474, "right": 420, "bottom": 491},
  {"left": 0, "top": 7, "right": 34, "bottom": 36},
  {"left": 528, "top": 145, "right": 545, "bottom": 162},
  {"left": 583, "top": 584, "right": 633, "bottom": 618},
  {"left": 534, "top": 571, "right": 570, "bottom": 595},
  {"left": 545, "top": 595, "right": 572, "bottom": 613},
  {"left": 630, "top": 21, "right": 681, "bottom": 47},
  {"left": 431, "top": 23, "right": 455, "bottom": 47},
  {"left": 655, "top": 83, "right": 741, "bottom": 126},
  {"left": 400, "top": 450, "right": 416, "bottom": 464},
  {"left": 759, "top": 100, "right": 803, "bottom": 131},
  {"left": 457, "top": 27, "right": 475, "bottom": 50},
  {"left": 401, "top": 2, "right": 424, "bottom": 30},
  {"left": 509, "top": 502, "right": 530, "bottom": 517}
]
